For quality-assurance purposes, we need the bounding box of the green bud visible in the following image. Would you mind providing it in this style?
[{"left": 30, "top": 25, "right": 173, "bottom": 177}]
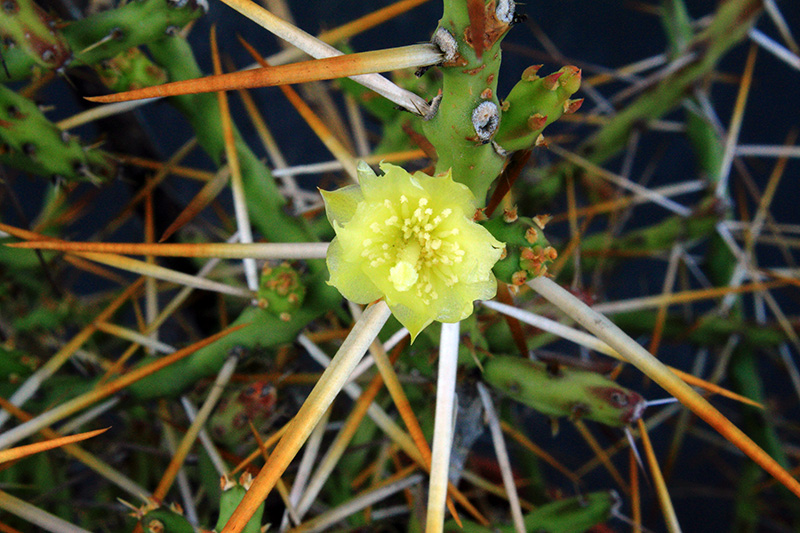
[
  {"left": 209, "top": 381, "right": 277, "bottom": 449},
  {"left": 481, "top": 212, "right": 557, "bottom": 285},
  {"left": 257, "top": 262, "right": 306, "bottom": 322}
]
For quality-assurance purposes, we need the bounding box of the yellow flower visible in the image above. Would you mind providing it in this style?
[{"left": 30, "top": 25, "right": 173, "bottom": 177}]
[{"left": 321, "top": 162, "right": 504, "bottom": 339}]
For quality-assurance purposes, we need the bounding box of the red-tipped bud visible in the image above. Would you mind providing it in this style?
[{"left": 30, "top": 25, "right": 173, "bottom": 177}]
[
  {"left": 542, "top": 71, "right": 564, "bottom": 91},
  {"left": 534, "top": 134, "right": 547, "bottom": 147},
  {"left": 527, "top": 113, "right": 548, "bottom": 131},
  {"left": 558, "top": 66, "right": 581, "bottom": 93},
  {"left": 521, "top": 64, "right": 543, "bottom": 81},
  {"left": 563, "top": 98, "right": 584, "bottom": 115}
]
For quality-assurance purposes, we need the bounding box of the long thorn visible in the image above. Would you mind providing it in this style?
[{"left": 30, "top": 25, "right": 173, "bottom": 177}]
[
  {"left": 425, "top": 321, "right": 460, "bottom": 533},
  {"left": 220, "top": 301, "right": 392, "bottom": 532},
  {"left": 528, "top": 276, "right": 800, "bottom": 499}
]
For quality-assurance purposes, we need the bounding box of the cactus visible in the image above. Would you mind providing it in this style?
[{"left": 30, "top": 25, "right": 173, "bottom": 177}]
[
  {"left": 145, "top": 33, "right": 322, "bottom": 246},
  {"left": 421, "top": 0, "right": 580, "bottom": 202},
  {"left": 62, "top": 0, "right": 207, "bottom": 67},
  {"left": 1, "top": 0, "right": 205, "bottom": 82},
  {"left": 134, "top": 475, "right": 265, "bottom": 532},
  {"left": 421, "top": 0, "right": 514, "bottom": 200},
  {"left": 493, "top": 64, "right": 582, "bottom": 152},
  {"left": 127, "top": 272, "right": 336, "bottom": 399},
  {"left": 0, "top": 346, "right": 38, "bottom": 396},
  {"left": 483, "top": 355, "right": 645, "bottom": 427},
  {"left": 0, "top": 83, "right": 115, "bottom": 182},
  {"left": 445, "top": 490, "right": 619, "bottom": 533},
  {"left": 0, "top": 0, "right": 796, "bottom": 531},
  {"left": 0, "top": 0, "right": 70, "bottom": 81},
  {"left": 139, "top": 507, "right": 196, "bottom": 533},
  {"left": 215, "top": 474, "right": 264, "bottom": 533}
]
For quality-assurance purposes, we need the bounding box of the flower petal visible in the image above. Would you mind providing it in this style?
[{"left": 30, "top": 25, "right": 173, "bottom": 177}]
[
  {"left": 326, "top": 237, "right": 382, "bottom": 304},
  {"left": 319, "top": 185, "right": 363, "bottom": 228}
]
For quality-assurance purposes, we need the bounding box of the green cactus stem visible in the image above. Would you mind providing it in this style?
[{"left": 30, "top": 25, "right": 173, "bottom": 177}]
[
  {"left": 445, "top": 490, "right": 619, "bottom": 533},
  {"left": 612, "top": 311, "right": 789, "bottom": 348},
  {"left": 62, "top": 0, "right": 206, "bottom": 68},
  {"left": 729, "top": 345, "right": 800, "bottom": 526},
  {"left": 483, "top": 355, "right": 645, "bottom": 427},
  {"left": 422, "top": 0, "right": 514, "bottom": 201},
  {"left": 581, "top": 0, "right": 761, "bottom": 167},
  {"left": 0, "top": 0, "right": 70, "bottom": 81},
  {"left": 110, "top": 32, "right": 347, "bottom": 400},
  {"left": 0, "top": 83, "right": 115, "bottom": 182},
  {"left": 0, "top": 346, "right": 38, "bottom": 397},
  {"left": 557, "top": 197, "right": 721, "bottom": 278}
]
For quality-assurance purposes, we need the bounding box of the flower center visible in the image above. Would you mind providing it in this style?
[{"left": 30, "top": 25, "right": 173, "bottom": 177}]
[{"left": 360, "top": 195, "right": 465, "bottom": 303}]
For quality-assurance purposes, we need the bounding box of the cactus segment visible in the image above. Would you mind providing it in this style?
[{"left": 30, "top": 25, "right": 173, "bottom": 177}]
[
  {"left": 423, "top": 0, "right": 515, "bottom": 201},
  {"left": 0, "top": 84, "right": 115, "bottom": 182},
  {"left": 484, "top": 355, "right": 645, "bottom": 427},
  {"left": 62, "top": 0, "right": 206, "bottom": 67},
  {"left": 445, "top": 490, "right": 619, "bottom": 532},
  {"left": 481, "top": 212, "right": 557, "bottom": 285},
  {"left": 494, "top": 65, "right": 582, "bottom": 153},
  {"left": 0, "top": 0, "right": 71, "bottom": 81}
]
